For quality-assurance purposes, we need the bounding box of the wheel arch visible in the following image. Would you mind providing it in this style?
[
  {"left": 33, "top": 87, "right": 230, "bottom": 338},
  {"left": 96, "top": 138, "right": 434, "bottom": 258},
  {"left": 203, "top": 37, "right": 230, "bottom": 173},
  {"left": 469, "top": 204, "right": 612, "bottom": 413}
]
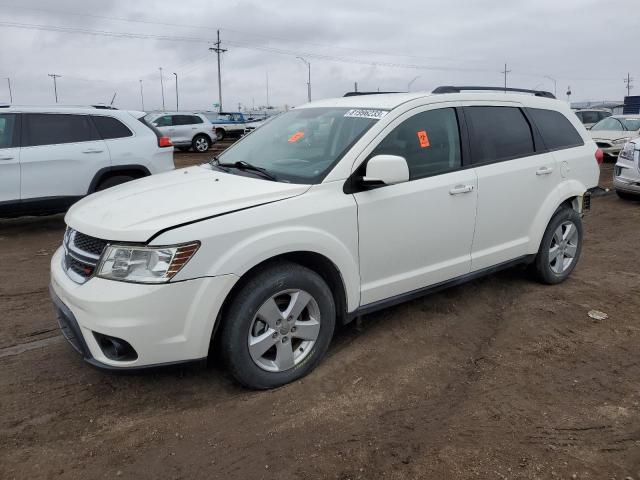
[
  {"left": 88, "top": 165, "right": 151, "bottom": 194},
  {"left": 209, "top": 250, "right": 351, "bottom": 353},
  {"left": 528, "top": 179, "right": 587, "bottom": 254}
]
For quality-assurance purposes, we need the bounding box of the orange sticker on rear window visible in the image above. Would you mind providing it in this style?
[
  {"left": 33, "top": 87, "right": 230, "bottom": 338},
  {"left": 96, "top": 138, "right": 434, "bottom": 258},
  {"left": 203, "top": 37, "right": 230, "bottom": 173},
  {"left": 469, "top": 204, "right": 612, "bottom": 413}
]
[
  {"left": 417, "top": 130, "right": 430, "bottom": 148},
  {"left": 288, "top": 131, "right": 305, "bottom": 143}
]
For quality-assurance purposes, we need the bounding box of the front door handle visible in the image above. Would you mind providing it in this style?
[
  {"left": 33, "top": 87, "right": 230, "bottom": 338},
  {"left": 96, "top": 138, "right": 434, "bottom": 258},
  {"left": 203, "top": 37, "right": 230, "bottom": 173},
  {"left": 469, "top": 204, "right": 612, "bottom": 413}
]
[
  {"left": 449, "top": 184, "right": 474, "bottom": 195},
  {"left": 536, "top": 166, "right": 554, "bottom": 176},
  {"left": 82, "top": 149, "right": 103, "bottom": 154},
  {"left": 0, "top": 156, "right": 14, "bottom": 161}
]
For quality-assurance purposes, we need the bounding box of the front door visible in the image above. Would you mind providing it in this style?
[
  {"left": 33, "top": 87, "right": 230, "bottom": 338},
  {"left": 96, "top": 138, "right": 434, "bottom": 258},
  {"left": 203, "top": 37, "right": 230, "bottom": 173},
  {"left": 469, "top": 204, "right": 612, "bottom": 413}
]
[
  {"left": 354, "top": 106, "right": 478, "bottom": 306},
  {"left": 0, "top": 113, "right": 20, "bottom": 203}
]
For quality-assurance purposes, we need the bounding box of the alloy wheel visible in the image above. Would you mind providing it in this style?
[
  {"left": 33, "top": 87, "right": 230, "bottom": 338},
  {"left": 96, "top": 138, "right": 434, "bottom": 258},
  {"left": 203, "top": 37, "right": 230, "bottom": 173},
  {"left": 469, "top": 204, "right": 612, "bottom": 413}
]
[{"left": 549, "top": 220, "right": 579, "bottom": 274}]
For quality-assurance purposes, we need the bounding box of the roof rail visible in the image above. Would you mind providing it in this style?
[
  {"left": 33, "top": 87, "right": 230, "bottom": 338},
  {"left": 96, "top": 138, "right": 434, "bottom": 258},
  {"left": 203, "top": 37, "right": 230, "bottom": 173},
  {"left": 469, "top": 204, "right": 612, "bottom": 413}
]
[
  {"left": 343, "top": 91, "right": 402, "bottom": 97},
  {"left": 432, "top": 86, "right": 556, "bottom": 99}
]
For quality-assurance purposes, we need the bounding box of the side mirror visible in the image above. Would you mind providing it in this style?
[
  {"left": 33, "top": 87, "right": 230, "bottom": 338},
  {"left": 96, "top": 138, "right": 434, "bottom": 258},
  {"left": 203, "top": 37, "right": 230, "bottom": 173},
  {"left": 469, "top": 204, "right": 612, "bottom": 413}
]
[{"left": 363, "top": 155, "right": 409, "bottom": 186}]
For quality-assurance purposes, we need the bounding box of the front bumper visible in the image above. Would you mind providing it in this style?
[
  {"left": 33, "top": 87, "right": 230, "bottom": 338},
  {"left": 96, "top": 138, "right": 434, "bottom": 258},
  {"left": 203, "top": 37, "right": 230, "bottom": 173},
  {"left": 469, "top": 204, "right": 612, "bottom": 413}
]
[
  {"left": 613, "top": 157, "right": 640, "bottom": 194},
  {"left": 50, "top": 246, "right": 238, "bottom": 369}
]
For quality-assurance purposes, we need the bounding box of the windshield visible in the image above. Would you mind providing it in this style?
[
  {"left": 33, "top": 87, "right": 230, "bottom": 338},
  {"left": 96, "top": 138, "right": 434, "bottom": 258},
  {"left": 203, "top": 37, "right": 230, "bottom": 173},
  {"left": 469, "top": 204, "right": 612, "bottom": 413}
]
[
  {"left": 215, "top": 107, "right": 382, "bottom": 183},
  {"left": 591, "top": 117, "right": 625, "bottom": 131}
]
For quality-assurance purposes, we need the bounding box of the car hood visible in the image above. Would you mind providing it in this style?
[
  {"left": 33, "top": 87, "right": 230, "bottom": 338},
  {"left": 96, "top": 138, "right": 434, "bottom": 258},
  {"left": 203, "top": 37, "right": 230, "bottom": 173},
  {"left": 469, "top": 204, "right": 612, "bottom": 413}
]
[
  {"left": 66, "top": 166, "right": 310, "bottom": 242},
  {"left": 590, "top": 130, "right": 635, "bottom": 141}
]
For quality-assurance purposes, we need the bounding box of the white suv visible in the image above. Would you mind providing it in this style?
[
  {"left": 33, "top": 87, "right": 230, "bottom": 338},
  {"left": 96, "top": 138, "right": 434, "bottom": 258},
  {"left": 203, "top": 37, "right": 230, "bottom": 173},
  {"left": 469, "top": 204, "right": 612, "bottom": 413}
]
[
  {"left": 50, "top": 87, "right": 600, "bottom": 389},
  {"left": 0, "top": 106, "right": 174, "bottom": 217},
  {"left": 145, "top": 112, "right": 216, "bottom": 153},
  {"left": 614, "top": 139, "right": 640, "bottom": 200}
]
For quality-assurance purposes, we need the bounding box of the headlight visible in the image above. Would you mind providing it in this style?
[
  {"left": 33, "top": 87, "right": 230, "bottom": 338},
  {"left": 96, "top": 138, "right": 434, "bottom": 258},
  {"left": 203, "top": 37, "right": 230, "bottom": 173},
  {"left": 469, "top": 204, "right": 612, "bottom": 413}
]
[
  {"left": 97, "top": 242, "right": 200, "bottom": 283},
  {"left": 612, "top": 138, "right": 628, "bottom": 145},
  {"left": 619, "top": 142, "right": 636, "bottom": 160}
]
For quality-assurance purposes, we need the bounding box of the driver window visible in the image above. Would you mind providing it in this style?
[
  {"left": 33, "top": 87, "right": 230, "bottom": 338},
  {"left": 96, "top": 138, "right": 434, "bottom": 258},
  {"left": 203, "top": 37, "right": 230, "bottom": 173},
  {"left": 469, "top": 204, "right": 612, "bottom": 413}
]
[{"left": 370, "top": 108, "right": 461, "bottom": 180}]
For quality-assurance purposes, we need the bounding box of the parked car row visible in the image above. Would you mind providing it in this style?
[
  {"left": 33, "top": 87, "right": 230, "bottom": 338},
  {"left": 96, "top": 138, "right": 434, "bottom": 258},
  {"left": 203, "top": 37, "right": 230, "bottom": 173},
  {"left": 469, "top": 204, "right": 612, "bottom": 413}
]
[{"left": 0, "top": 106, "right": 174, "bottom": 217}]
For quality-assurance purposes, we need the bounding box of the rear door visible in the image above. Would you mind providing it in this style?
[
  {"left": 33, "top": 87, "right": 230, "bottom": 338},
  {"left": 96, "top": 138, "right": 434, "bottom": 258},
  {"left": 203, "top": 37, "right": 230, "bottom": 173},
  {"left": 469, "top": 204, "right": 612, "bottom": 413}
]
[
  {"left": 464, "top": 104, "right": 559, "bottom": 270},
  {"left": 0, "top": 113, "right": 20, "bottom": 203},
  {"left": 20, "top": 113, "right": 110, "bottom": 200}
]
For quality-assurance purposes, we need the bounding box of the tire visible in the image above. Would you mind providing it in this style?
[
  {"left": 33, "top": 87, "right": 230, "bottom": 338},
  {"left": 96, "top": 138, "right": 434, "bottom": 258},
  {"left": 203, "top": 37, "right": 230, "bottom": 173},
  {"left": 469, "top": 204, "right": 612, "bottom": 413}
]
[
  {"left": 533, "top": 207, "right": 583, "bottom": 285},
  {"left": 95, "top": 175, "right": 136, "bottom": 192},
  {"left": 177, "top": 146, "right": 191, "bottom": 152},
  {"left": 192, "top": 135, "right": 211, "bottom": 153},
  {"left": 215, "top": 129, "right": 225, "bottom": 141},
  {"left": 616, "top": 190, "right": 640, "bottom": 201},
  {"left": 219, "top": 262, "right": 336, "bottom": 389}
]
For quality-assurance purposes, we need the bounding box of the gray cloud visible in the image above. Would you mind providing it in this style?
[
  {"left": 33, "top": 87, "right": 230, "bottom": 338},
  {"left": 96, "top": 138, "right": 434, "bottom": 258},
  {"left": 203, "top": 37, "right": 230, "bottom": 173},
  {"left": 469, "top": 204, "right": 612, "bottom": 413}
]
[{"left": 0, "top": 0, "right": 636, "bottom": 111}]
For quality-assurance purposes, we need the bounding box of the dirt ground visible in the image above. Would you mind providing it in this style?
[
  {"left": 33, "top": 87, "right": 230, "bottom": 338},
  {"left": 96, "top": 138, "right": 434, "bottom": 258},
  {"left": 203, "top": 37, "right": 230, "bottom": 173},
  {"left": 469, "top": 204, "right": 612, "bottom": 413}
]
[{"left": 1, "top": 160, "right": 639, "bottom": 480}]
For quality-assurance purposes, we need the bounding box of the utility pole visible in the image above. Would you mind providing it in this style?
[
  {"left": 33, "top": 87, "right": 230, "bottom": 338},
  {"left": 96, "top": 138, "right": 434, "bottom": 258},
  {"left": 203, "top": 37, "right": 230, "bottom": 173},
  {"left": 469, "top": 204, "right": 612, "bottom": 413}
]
[
  {"left": 159, "top": 67, "right": 165, "bottom": 111},
  {"left": 354, "top": 82, "right": 358, "bottom": 92},
  {"left": 266, "top": 70, "right": 270, "bottom": 108},
  {"left": 209, "top": 30, "right": 227, "bottom": 113},
  {"left": 173, "top": 72, "right": 179, "bottom": 111},
  {"left": 500, "top": 63, "right": 511, "bottom": 92},
  {"left": 4, "top": 77, "right": 12, "bottom": 103},
  {"left": 407, "top": 75, "right": 420, "bottom": 92},
  {"left": 48, "top": 74, "right": 61, "bottom": 103},
  {"left": 297, "top": 56, "right": 311, "bottom": 102},
  {"left": 139, "top": 79, "right": 145, "bottom": 111},
  {"left": 544, "top": 75, "right": 557, "bottom": 97},
  {"left": 624, "top": 73, "right": 634, "bottom": 97},
  {"left": 566, "top": 86, "right": 572, "bottom": 103}
]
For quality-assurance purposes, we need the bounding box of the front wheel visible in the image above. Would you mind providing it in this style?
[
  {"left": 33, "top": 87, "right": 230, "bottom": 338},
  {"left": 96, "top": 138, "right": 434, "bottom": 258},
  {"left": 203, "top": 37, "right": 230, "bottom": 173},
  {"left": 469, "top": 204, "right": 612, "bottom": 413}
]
[
  {"left": 533, "top": 207, "right": 583, "bottom": 285},
  {"left": 219, "top": 262, "right": 336, "bottom": 389},
  {"left": 192, "top": 135, "right": 211, "bottom": 153},
  {"left": 215, "top": 129, "right": 225, "bottom": 141}
]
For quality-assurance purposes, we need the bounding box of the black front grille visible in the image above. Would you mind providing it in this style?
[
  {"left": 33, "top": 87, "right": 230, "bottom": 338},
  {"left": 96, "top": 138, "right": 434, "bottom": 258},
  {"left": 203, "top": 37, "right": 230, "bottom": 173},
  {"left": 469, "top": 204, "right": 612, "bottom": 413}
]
[
  {"left": 73, "top": 232, "right": 107, "bottom": 257},
  {"left": 67, "top": 256, "right": 96, "bottom": 277}
]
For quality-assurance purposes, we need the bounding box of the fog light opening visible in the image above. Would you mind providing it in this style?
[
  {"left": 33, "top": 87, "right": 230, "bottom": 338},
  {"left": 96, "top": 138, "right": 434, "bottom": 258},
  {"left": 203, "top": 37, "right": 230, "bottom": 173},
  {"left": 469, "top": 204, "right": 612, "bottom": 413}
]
[{"left": 93, "top": 332, "right": 138, "bottom": 362}]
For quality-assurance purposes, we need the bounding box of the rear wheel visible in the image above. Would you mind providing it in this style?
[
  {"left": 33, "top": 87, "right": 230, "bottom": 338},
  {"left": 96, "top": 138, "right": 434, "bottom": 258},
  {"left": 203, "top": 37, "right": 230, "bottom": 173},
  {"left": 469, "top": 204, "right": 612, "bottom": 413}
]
[
  {"left": 192, "top": 135, "right": 211, "bottom": 153},
  {"left": 220, "top": 262, "right": 336, "bottom": 389},
  {"left": 96, "top": 175, "right": 136, "bottom": 191},
  {"left": 533, "top": 207, "right": 583, "bottom": 285}
]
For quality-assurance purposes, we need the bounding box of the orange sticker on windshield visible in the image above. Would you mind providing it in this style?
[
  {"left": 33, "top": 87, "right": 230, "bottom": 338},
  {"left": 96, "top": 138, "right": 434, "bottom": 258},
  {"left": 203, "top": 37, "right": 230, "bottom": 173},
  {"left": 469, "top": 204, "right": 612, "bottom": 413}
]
[
  {"left": 417, "top": 130, "right": 430, "bottom": 148},
  {"left": 288, "top": 131, "right": 305, "bottom": 143}
]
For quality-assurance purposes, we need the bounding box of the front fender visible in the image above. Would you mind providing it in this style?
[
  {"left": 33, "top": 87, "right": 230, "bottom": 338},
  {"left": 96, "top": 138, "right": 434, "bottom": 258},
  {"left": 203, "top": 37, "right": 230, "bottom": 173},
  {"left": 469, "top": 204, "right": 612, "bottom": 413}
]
[{"left": 528, "top": 179, "right": 587, "bottom": 253}]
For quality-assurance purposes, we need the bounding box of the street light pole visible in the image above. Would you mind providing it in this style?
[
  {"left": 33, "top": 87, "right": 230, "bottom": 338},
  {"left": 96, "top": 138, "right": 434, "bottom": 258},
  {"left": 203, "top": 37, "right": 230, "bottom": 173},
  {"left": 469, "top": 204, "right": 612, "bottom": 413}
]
[
  {"left": 4, "top": 77, "right": 12, "bottom": 103},
  {"left": 173, "top": 72, "right": 179, "bottom": 111},
  {"left": 159, "top": 67, "right": 165, "bottom": 111},
  {"left": 139, "top": 79, "right": 145, "bottom": 111},
  {"left": 48, "top": 74, "right": 61, "bottom": 103},
  {"left": 407, "top": 75, "right": 420, "bottom": 92},
  {"left": 297, "top": 57, "right": 311, "bottom": 102}
]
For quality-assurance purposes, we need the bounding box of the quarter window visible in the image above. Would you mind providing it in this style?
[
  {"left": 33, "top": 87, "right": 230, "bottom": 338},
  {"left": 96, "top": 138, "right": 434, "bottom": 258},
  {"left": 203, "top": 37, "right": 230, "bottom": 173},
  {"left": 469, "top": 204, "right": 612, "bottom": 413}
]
[
  {"left": 370, "top": 108, "right": 461, "bottom": 180},
  {"left": 23, "top": 114, "right": 100, "bottom": 147},
  {"left": 528, "top": 108, "right": 584, "bottom": 150},
  {"left": 465, "top": 106, "right": 534, "bottom": 164},
  {"left": 0, "top": 113, "right": 17, "bottom": 148},
  {"left": 92, "top": 116, "right": 133, "bottom": 139}
]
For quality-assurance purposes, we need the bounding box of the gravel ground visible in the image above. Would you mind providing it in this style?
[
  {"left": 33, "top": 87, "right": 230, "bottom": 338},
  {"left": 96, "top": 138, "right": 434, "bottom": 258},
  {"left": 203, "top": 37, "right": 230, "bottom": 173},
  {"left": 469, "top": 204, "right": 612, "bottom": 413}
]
[{"left": 1, "top": 161, "right": 639, "bottom": 480}]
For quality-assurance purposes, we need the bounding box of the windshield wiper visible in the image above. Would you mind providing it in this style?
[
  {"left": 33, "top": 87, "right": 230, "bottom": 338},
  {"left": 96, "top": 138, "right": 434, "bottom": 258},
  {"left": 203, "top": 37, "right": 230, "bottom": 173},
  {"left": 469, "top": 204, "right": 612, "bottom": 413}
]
[{"left": 217, "top": 160, "right": 278, "bottom": 181}]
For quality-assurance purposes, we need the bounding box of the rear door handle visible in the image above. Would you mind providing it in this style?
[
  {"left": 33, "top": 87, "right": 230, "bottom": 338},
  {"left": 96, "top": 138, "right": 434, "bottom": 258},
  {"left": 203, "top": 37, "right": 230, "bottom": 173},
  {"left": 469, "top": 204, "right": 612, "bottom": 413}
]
[
  {"left": 82, "top": 149, "right": 104, "bottom": 154},
  {"left": 536, "top": 166, "right": 554, "bottom": 175},
  {"left": 449, "top": 184, "right": 474, "bottom": 195},
  {"left": 0, "top": 156, "right": 14, "bottom": 160}
]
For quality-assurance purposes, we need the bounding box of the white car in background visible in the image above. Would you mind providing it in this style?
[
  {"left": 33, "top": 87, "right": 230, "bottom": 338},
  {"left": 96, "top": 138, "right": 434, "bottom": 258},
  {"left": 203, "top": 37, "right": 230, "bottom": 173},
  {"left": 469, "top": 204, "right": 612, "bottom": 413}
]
[
  {"left": 590, "top": 115, "right": 640, "bottom": 158},
  {"left": 145, "top": 112, "right": 216, "bottom": 153},
  {"left": 574, "top": 108, "right": 611, "bottom": 129},
  {"left": 614, "top": 139, "right": 640, "bottom": 200},
  {"left": 50, "top": 86, "right": 600, "bottom": 389},
  {"left": 0, "top": 106, "right": 174, "bottom": 217}
]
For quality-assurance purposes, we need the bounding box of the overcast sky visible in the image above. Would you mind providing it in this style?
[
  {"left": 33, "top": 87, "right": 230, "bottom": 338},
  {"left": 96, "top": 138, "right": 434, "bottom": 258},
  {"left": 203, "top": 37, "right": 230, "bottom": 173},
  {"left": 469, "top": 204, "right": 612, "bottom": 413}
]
[{"left": 0, "top": 0, "right": 636, "bottom": 111}]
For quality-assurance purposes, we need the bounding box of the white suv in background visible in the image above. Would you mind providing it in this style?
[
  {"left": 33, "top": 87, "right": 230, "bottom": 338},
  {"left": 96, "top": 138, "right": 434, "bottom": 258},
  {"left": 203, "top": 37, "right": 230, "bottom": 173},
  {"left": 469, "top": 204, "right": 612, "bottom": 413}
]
[
  {"left": 50, "top": 86, "right": 600, "bottom": 389},
  {"left": 0, "top": 106, "right": 175, "bottom": 217},
  {"left": 614, "top": 139, "right": 640, "bottom": 200},
  {"left": 145, "top": 112, "right": 216, "bottom": 153}
]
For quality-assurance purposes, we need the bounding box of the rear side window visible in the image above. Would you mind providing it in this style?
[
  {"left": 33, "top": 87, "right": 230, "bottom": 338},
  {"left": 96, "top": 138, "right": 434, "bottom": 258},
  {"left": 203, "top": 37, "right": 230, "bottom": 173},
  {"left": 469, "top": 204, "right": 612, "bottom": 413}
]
[
  {"left": 465, "top": 106, "right": 534, "bottom": 164},
  {"left": 153, "top": 115, "right": 173, "bottom": 127},
  {"left": 23, "top": 114, "right": 100, "bottom": 147},
  {"left": 173, "top": 115, "right": 202, "bottom": 125},
  {"left": 370, "top": 107, "right": 461, "bottom": 180},
  {"left": 0, "top": 113, "right": 17, "bottom": 148},
  {"left": 92, "top": 115, "right": 133, "bottom": 139},
  {"left": 528, "top": 108, "right": 584, "bottom": 150},
  {"left": 190, "top": 115, "right": 204, "bottom": 124}
]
